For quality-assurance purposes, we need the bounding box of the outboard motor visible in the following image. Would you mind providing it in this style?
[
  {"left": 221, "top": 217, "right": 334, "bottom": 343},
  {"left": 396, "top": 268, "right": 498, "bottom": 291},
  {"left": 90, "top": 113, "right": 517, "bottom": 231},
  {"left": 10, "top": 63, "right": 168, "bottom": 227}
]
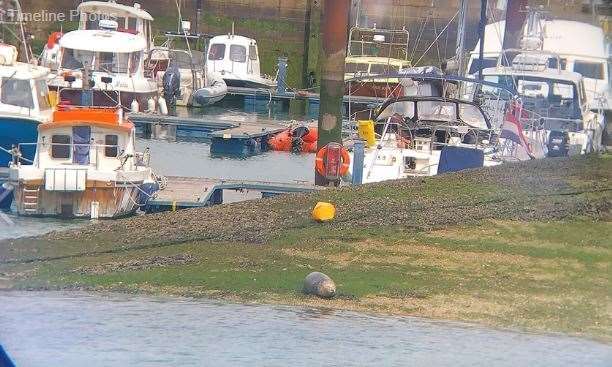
[
  {"left": 162, "top": 62, "right": 181, "bottom": 107},
  {"left": 547, "top": 130, "right": 570, "bottom": 157}
]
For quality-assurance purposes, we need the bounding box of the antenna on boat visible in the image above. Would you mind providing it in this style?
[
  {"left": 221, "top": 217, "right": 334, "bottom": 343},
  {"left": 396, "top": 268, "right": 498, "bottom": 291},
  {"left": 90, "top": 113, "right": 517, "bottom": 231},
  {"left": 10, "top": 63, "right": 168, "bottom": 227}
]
[{"left": 231, "top": 21, "right": 235, "bottom": 37}]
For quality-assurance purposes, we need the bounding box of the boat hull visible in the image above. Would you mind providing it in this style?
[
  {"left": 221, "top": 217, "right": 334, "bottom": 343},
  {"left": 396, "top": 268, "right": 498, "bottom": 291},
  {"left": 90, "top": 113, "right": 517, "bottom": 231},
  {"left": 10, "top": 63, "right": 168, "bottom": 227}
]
[
  {"left": 0, "top": 116, "right": 39, "bottom": 167},
  {"left": 346, "top": 81, "right": 404, "bottom": 99},
  {"left": 0, "top": 182, "right": 14, "bottom": 210},
  {"left": 12, "top": 183, "right": 156, "bottom": 219},
  {"left": 222, "top": 78, "right": 275, "bottom": 89},
  {"left": 49, "top": 88, "right": 159, "bottom": 112}
]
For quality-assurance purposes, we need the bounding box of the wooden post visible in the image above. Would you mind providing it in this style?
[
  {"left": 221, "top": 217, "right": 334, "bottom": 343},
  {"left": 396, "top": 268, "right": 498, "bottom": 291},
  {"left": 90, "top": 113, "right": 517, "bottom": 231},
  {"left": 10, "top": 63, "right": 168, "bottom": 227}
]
[{"left": 316, "top": 0, "right": 350, "bottom": 186}]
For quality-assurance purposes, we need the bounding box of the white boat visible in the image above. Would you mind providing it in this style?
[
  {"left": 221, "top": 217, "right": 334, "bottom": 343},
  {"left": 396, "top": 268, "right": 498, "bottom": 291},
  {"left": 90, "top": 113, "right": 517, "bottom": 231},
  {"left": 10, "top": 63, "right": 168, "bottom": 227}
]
[
  {"left": 0, "top": 44, "right": 53, "bottom": 168},
  {"left": 8, "top": 93, "right": 160, "bottom": 218},
  {"left": 41, "top": 1, "right": 155, "bottom": 72},
  {"left": 466, "top": 17, "right": 611, "bottom": 114},
  {"left": 205, "top": 34, "right": 276, "bottom": 89},
  {"left": 43, "top": 2, "right": 160, "bottom": 111},
  {"left": 348, "top": 96, "right": 502, "bottom": 184},
  {"left": 479, "top": 51, "right": 605, "bottom": 157},
  {"left": 148, "top": 32, "right": 227, "bottom": 107}
]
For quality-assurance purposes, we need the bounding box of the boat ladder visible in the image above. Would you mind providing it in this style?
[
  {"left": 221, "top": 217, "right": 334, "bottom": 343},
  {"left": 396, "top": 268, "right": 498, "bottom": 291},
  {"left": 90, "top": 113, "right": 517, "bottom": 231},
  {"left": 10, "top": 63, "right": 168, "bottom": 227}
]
[{"left": 22, "top": 186, "right": 40, "bottom": 214}]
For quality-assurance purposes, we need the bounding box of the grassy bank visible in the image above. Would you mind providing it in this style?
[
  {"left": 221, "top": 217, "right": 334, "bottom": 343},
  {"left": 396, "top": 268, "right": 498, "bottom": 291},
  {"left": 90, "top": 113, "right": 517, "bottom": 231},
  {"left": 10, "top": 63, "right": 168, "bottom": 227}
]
[{"left": 1, "top": 155, "right": 611, "bottom": 340}]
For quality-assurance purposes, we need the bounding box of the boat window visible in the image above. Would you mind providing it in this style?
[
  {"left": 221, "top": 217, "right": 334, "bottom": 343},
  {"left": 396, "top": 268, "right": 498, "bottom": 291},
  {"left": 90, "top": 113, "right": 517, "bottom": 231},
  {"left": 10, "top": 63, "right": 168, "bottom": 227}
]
[
  {"left": 573, "top": 61, "right": 604, "bottom": 80},
  {"left": 468, "top": 58, "right": 497, "bottom": 75},
  {"left": 249, "top": 45, "right": 258, "bottom": 61},
  {"left": 417, "top": 101, "right": 456, "bottom": 121},
  {"left": 35, "top": 79, "right": 51, "bottom": 111},
  {"left": 130, "top": 52, "right": 141, "bottom": 74},
  {"left": 229, "top": 45, "right": 247, "bottom": 63},
  {"left": 369, "top": 64, "right": 399, "bottom": 74},
  {"left": 62, "top": 48, "right": 95, "bottom": 70},
  {"left": 548, "top": 58, "right": 567, "bottom": 70},
  {"left": 208, "top": 44, "right": 225, "bottom": 61},
  {"left": 97, "top": 52, "right": 130, "bottom": 73},
  {"left": 377, "top": 101, "right": 415, "bottom": 121},
  {"left": 127, "top": 18, "right": 138, "bottom": 33},
  {"left": 1, "top": 78, "right": 34, "bottom": 109},
  {"left": 105, "top": 135, "right": 119, "bottom": 157},
  {"left": 345, "top": 63, "right": 369, "bottom": 74},
  {"left": 517, "top": 80, "right": 549, "bottom": 98},
  {"left": 51, "top": 135, "right": 71, "bottom": 159},
  {"left": 458, "top": 104, "right": 488, "bottom": 129}
]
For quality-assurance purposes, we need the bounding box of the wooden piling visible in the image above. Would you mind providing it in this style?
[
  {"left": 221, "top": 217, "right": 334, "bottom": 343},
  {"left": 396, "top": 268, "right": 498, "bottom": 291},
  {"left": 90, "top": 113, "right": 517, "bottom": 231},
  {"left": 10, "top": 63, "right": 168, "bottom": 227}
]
[{"left": 315, "top": 0, "right": 351, "bottom": 186}]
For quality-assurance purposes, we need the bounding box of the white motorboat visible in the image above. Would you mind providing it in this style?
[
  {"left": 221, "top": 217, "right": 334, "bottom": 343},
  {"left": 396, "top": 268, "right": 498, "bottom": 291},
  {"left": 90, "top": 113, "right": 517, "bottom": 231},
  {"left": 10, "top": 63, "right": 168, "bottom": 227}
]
[
  {"left": 8, "top": 91, "right": 160, "bottom": 218},
  {"left": 479, "top": 51, "right": 605, "bottom": 157},
  {"left": 42, "top": 2, "right": 161, "bottom": 111},
  {"left": 466, "top": 13, "right": 611, "bottom": 114},
  {"left": 206, "top": 34, "right": 276, "bottom": 89},
  {"left": 148, "top": 32, "right": 227, "bottom": 107}
]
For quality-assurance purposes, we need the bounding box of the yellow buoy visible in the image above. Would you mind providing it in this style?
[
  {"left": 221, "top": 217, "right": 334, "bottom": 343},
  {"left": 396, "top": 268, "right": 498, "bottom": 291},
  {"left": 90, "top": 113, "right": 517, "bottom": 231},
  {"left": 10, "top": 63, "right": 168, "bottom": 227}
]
[{"left": 312, "top": 202, "right": 336, "bottom": 222}]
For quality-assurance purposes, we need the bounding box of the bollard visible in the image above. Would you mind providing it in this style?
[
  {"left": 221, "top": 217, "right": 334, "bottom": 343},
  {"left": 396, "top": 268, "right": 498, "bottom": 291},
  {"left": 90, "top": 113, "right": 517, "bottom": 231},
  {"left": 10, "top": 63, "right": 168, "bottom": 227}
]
[{"left": 352, "top": 140, "right": 365, "bottom": 185}]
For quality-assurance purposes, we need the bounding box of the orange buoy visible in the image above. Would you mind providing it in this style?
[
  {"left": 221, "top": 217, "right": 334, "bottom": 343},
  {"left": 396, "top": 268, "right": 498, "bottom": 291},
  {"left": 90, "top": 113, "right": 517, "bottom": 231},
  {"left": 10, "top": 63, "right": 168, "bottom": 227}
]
[
  {"left": 268, "top": 129, "right": 292, "bottom": 151},
  {"left": 302, "top": 127, "right": 318, "bottom": 144}
]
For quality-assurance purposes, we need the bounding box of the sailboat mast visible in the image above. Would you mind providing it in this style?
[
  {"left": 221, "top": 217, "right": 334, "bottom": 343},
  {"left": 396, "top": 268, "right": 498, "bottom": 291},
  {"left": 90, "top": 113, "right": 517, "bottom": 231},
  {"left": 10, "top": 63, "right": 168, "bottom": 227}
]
[
  {"left": 455, "top": 0, "right": 469, "bottom": 75},
  {"left": 477, "top": 0, "right": 487, "bottom": 80}
]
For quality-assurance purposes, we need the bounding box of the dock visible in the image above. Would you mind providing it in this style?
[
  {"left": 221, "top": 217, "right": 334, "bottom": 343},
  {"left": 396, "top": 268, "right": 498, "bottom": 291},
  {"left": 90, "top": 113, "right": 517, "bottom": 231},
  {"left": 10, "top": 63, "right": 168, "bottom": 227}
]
[
  {"left": 146, "top": 176, "right": 317, "bottom": 212},
  {"left": 226, "top": 86, "right": 386, "bottom": 114},
  {"left": 129, "top": 113, "right": 289, "bottom": 156}
]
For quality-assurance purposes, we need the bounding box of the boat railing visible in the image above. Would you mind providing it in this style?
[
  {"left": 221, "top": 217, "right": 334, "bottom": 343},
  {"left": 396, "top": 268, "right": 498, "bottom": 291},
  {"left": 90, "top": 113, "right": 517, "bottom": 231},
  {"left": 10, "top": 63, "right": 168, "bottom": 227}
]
[{"left": 15, "top": 142, "right": 149, "bottom": 170}]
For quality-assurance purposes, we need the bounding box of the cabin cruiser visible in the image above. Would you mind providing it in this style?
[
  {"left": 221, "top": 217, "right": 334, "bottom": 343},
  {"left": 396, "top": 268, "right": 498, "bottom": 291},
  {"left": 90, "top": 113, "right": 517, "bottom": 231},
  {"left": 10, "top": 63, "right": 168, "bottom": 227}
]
[
  {"left": 8, "top": 92, "right": 160, "bottom": 218},
  {"left": 347, "top": 96, "right": 501, "bottom": 183},
  {"left": 479, "top": 51, "right": 604, "bottom": 157},
  {"left": 148, "top": 31, "right": 227, "bottom": 107},
  {"left": 206, "top": 34, "right": 276, "bottom": 89},
  {"left": 466, "top": 17, "right": 611, "bottom": 115},
  {"left": 41, "top": 1, "right": 155, "bottom": 73},
  {"left": 43, "top": 2, "right": 160, "bottom": 111},
  {"left": 345, "top": 26, "right": 411, "bottom": 98},
  {"left": 0, "top": 44, "right": 53, "bottom": 168}
]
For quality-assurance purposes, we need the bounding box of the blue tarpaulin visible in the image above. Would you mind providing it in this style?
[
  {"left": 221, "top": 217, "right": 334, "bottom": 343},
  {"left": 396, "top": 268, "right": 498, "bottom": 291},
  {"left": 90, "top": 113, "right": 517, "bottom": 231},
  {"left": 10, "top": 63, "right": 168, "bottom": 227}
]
[
  {"left": 438, "top": 146, "right": 484, "bottom": 174},
  {"left": 0, "top": 345, "right": 16, "bottom": 367},
  {"left": 72, "top": 126, "right": 91, "bottom": 165}
]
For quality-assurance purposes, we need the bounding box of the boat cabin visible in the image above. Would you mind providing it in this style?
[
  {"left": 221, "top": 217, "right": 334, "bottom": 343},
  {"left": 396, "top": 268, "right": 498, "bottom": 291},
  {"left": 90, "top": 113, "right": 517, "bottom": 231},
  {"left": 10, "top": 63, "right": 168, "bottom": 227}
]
[
  {"left": 0, "top": 44, "right": 52, "bottom": 118},
  {"left": 480, "top": 64, "right": 589, "bottom": 132},
  {"left": 32, "top": 107, "right": 137, "bottom": 171},
  {"left": 206, "top": 34, "right": 262, "bottom": 79},
  {"left": 77, "top": 1, "right": 154, "bottom": 51}
]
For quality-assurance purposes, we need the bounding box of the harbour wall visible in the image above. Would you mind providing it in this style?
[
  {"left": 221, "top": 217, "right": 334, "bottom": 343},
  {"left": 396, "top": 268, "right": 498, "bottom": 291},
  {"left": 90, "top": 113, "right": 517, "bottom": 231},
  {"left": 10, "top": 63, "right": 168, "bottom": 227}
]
[{"left": 18, "top": 0, "right": 603, "bottom": 88}]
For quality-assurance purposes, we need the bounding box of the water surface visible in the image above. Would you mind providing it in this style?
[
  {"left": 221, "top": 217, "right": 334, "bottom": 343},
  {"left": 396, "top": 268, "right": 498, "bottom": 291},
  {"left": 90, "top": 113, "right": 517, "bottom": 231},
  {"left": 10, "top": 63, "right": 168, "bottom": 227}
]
[{"left": 1, "top": 292, "right": 610, "bottom": 366}]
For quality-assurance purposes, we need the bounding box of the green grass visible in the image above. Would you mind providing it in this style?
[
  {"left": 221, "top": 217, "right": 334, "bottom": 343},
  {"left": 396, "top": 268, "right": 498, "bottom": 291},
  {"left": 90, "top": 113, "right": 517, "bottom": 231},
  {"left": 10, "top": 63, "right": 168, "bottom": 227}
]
[{"left": 1, "top": 155, "right": 611, "bottom": 340}]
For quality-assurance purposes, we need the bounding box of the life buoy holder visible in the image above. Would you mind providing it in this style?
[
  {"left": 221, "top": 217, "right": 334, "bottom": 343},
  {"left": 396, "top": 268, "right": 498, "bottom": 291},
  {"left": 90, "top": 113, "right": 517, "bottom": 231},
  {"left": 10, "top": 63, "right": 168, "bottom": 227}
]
[{"left": 315, "top": 144, "right": 350, "bottom": 179}]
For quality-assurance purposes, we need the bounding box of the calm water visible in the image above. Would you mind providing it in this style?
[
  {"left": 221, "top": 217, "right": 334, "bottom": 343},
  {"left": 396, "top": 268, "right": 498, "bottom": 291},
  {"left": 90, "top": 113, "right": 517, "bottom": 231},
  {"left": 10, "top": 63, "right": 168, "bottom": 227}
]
[
  {"left": 0, "top": 292, "right": 610, "bottom": 366},
  {"left": 0, "top": 104, "right": 313, "bottom": 240}
]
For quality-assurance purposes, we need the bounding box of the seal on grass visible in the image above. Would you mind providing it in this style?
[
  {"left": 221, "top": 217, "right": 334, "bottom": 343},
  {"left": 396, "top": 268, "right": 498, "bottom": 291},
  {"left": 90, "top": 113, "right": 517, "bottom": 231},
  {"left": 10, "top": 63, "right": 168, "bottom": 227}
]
[{"left": 303, "top": 272, "right": 336, "bottom": 299}]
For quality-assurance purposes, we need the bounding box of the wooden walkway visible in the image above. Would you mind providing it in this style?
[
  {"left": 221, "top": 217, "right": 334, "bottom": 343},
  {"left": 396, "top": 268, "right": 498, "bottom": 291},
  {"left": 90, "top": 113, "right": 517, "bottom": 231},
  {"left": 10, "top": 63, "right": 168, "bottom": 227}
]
[
  {"left": 146, "top": 176, "right": 317, "bottom": 212},
  {"left": 226, "top": 86, "right": 386, "bottom": 106}
]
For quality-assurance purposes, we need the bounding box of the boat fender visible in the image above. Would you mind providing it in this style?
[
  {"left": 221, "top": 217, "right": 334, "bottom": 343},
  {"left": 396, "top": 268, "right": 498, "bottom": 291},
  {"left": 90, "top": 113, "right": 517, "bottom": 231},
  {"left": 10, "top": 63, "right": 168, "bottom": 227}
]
[
  {"left": 158, "top": 97, "right": 168, "bottom": 115},
  {"left": 315, "top": 144, "right": 350, "bottom": 179},
  {"left": 130, "top": 99, "right": 139, "bottom": 112},
  {"left": 147, "top": 98, "right": 156, "bottom": 113}
]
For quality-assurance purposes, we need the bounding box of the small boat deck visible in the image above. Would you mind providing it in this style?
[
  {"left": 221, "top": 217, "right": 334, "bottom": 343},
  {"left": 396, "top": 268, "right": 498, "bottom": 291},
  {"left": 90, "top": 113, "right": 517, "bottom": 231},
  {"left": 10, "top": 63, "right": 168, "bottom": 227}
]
[{"left": 146, "top": 176, "right": 317, "bottom": 212}]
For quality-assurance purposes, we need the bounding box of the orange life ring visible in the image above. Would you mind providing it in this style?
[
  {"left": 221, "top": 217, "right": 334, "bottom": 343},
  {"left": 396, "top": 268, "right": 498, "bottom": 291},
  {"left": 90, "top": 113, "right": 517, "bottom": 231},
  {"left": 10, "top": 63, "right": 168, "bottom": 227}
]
[{"left": 315, "top": 144, "right": 350, "bottom": 178}]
